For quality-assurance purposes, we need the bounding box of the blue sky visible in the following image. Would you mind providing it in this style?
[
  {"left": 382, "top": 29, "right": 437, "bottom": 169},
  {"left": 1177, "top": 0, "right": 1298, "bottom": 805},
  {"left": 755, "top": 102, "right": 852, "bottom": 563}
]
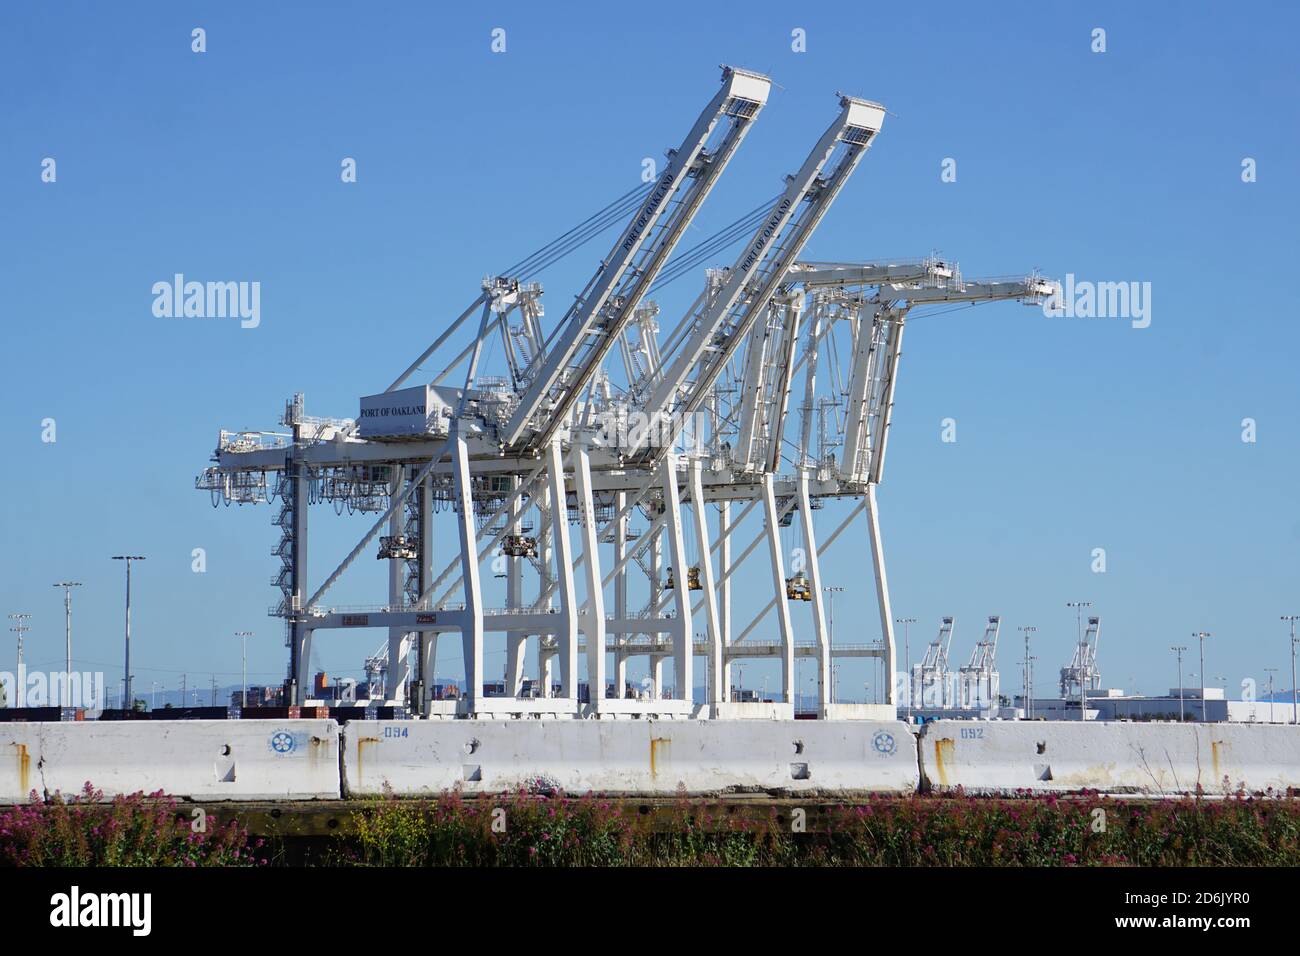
[{"left": 1, "top": 1, "right": 1297, "bottom": 704}]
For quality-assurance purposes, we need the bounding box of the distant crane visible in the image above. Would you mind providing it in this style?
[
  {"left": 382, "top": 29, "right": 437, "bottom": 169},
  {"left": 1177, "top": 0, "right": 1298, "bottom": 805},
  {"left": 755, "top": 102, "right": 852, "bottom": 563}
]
[
  {"left": 1059, "top": 615, "right": 1101, "bottom": 707},
  {"left": 958, "top": 615, "right": 1000, "bottom": 711},
  {"left": 913, "top": 617, "right": 955, "bottom": 709}
]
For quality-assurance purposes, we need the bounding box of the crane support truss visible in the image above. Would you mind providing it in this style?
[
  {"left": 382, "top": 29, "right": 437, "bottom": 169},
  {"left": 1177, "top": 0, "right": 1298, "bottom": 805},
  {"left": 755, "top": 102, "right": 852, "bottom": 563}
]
[{"left": 194, "top": 71, "right": 1058, "bottom": 719}]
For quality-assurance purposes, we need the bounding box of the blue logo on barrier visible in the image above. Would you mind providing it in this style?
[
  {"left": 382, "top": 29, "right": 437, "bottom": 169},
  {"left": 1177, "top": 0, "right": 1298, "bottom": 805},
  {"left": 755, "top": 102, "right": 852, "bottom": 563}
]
[
  {"left": 872, "top": 731, "right": 897, "bottom": 757},
  {"left": 269, "top": 730, "right": 297, "bottom": 755}
]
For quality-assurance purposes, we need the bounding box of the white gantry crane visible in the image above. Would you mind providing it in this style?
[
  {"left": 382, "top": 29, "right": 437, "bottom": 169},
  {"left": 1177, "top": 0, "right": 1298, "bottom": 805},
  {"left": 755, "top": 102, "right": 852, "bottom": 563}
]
[
  {"left": 195, "top": 66, "right": 1057, "bottom": 721},
  {"left": 1059, "top": 616, "right": 1102, "bottom": 699},
  {"left": 957, "top": 615, "right": 1001, "bottom": 711},
  {"left": 912, "top": 617, "right": 955, "bottom": 709}
]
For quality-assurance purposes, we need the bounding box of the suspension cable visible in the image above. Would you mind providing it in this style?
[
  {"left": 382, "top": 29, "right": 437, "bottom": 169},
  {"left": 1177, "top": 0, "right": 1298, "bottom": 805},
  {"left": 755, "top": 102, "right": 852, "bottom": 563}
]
[
  {"left": 499, "top": 182, "right": 653, "bottom": 278},
  {"left": 647, "top": 195, "right": 782, "bottom": 295}
]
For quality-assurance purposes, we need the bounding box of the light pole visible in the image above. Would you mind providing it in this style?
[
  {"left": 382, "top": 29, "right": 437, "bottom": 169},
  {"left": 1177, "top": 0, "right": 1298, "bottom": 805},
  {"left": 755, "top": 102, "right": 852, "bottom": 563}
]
[
  {"left": 1192, "top": 631, "right": 1210, "bottom": 721},
  {"left": 1283, "top": 616, "right": 1299, "bottom": 726},
  {"left": 1067, "top": 602, "right": 1092, "bottom": 720},
  {"left": 1018, "top": 625, "right": 1037, "bottom": 719},
  {"left": 7, "top": 614, "right": 31, "bottom": 708},
  {"left": 52, "top": 582, "right": 82, "bottom": 705},
  {"left": 1264, "top": 668, "right": 1277, "bottom": 724},
  {"left": 112, "top": 555, "right": 146, "bottom": 709},
  {"left": 1171, "top": 646, "right": 1187, "bottom": 721},
  {"left": 151, "top": 681, "right": 157, "bottom": 710},
  {"left": 824, "top": 587, "right": 843, "bottom": 707},
  {"left": 896, "top": 617, "right": 917, "bottom": 721},
  {"left": 823, "top": 586, "right": 844, "bottom": 643},
  {"left": 235, "top": 631, "right": 254, "bottom": 708}
]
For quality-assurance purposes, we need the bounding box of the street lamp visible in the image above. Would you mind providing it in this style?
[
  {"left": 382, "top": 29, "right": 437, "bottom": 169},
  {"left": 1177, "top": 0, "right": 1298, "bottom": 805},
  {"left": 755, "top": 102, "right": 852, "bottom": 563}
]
[
  {"left": 1283, "top": 616, "right": 1299, "bottom": 726},
  {"left": 1018, "top": 625, "right": 1037, "bottom": 719},
  {"left": 1192, "top": 631, "right": 1210, "bottom": 721},
  {"left": 235, "top": 631, "right": 254, "bottom": 708},
  {"left": 823, "top": 586, "right": 844, "bottom": 643},
  {"left": 52, "top": 582, "right": 82, "bottom": 706},
  {"left": 824, "top": 587, "right": 843, "bottom": 705},
  {"left": 7, "top": 614, "right": 31, "bottom": 707},
  {"left": 1171, "top": 646, "right": 1187, "bottom": 721},
  {"left": 111, "top": 555, "right": 146, "bottom": 709},
  {"left": 1067, "top": 602, "right": 1093, "bottom": 720},
  {"left": 896, "top": 617, "right": 917, "bottom": 721},
  {"left": 1264, "top": 668, "right": 1277, "bottom": 724}
]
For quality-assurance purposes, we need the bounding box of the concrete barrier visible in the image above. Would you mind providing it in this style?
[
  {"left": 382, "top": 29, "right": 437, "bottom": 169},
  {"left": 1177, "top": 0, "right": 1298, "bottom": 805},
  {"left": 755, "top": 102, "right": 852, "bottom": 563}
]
[
  {"left": 9, "top": 716, "right": 1297, "bottom": 802},
  {"left": 343, "top": 719, "right": 918, "bottom": 796},
  {"left": 920, "top": 720, "right": 1300, "bottom": 795},
  {"left": 0, "top": 720, "right": 341, "bottom": 802}
]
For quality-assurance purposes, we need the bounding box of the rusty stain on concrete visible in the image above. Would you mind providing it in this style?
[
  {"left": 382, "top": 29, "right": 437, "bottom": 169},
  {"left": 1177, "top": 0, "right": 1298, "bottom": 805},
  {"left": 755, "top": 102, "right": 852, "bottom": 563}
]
[
  {"left": 1211, "top": 739, "right": 1225, "bottom": 782},
  {"left": 308, "top": 734, "right": 329, "bottom": 768},
  {"left": 15, "top": 743, "right": 30, "bottom": 795},
  {"left": 932, "top": 738, "right": 953, "bottom": 788},
  {"left": 357, "top": 736, "right": 379, "bottom": 783},
  {"left": 650, "top": 737, "right": 670, "bottom": 778}
]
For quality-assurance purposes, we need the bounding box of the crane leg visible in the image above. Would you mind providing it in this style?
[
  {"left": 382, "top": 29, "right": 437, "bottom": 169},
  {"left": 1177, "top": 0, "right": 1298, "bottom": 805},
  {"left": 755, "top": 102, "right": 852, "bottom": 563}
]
[
  {"left": 505, "top": 477, "right": 526, "bottom": 698},
  {"left": 385, "top": 467, "right": 408, "bottom": 705},
  {"left": 865, "top": 482, "right": 896, "bottom": 709},
  {"left": 546, "top": 441, "right": 579, "bottom": 704},
  {"left": 661, "top": 454, "right": 693, "bottom": 705},
  {"left": 573, "top": 442, "right": 607, "bottom": 711},
  {"left": 690, "top": 461, "right": 723, "bottom": 715},
  {"left": 420, "top": 634, "right": 438, "bottom": 711},
  {"left": 762, "top": 474, "right": 796, "bottom": 705},
  {"left": 291, "top": 626, "right": 313, "bottom": 707},
  {"left": 799, "top": 472, "right": 832, "bottom": 715},
  {"left": 453, "top": 428, "right": 484, "bottom": 714}
]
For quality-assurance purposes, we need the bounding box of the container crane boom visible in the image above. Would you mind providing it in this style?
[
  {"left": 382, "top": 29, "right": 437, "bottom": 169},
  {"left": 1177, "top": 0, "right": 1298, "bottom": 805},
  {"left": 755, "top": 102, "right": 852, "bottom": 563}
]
[
  {"left": 841, "top": 275, "right": 1057, "bottom": 486},
  {"left": 634, "top": 95, "right": 886, "bottom": 456},
  {"left": 499, "top": 66, "right": 773, "bottom": 451}
]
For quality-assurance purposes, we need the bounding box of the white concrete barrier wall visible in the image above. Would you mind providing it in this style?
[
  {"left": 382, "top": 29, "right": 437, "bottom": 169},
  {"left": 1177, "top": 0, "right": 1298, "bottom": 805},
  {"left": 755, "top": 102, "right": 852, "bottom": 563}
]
[
  {"left": 0, "top": 720, "right": 341, "bottom": 802},
  {"left": 10, "top": 717, "right": 1298, "bottom": 802},
  {"left": 343, "top": 720, "right": 918, "bottom": 796},
  {"left": 920, "top": 720, "right": 1300, "bottom": 795}
]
